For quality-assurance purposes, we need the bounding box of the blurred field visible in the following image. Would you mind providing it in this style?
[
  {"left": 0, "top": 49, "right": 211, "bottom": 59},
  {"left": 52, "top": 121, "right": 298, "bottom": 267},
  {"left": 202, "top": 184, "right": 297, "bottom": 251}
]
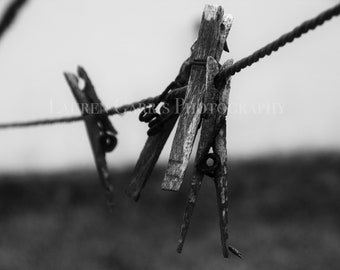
[{"left": 0, "top": 152, "right": 340, "bottom": 270}]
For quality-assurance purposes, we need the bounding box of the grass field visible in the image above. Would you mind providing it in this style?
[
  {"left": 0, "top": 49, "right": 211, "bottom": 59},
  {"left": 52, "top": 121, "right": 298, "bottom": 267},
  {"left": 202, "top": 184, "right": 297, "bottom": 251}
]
[{"left": 0, "top": 153, "right": 340, "bottom": 270}]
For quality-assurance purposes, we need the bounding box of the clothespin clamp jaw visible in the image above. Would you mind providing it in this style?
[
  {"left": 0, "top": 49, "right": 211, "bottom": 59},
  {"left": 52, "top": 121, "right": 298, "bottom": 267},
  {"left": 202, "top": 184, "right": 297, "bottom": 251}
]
[
  {"left": 64, "top": 66, "right": 117, "bottom": 209},
  {"left": 76, "top": 67, "right": 117, "bottom": 152}
]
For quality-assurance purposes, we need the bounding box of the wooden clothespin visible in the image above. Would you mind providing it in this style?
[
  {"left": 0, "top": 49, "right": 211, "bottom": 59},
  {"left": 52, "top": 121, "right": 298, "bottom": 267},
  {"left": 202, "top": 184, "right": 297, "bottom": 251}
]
[
  {"left": 162, "top": 5, "right": 232, "bottom": 191},
  {"left": 158, "top": 5, "right": 239, "bottom": 258},
  {"left": 127, "top": 5, "right": 233, "bottom": 201},
  {"left": 126, "top": 56, "right": 194, "bottom": 201},
  {"left": 64, "top": 66, "right": 117, "bottom": 209},
  {"left": 177, "top": 58, "right": 241, "bottom": 258},
  {"left": 126, "top": 100, "right": 181, "bottom": 201}
]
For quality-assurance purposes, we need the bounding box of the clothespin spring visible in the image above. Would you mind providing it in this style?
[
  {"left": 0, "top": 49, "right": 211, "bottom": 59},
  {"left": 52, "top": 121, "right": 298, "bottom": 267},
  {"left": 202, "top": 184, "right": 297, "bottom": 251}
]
[
  {"left": 99, "top": 128, "right": 117, "bottom": 152},
  {"left": 198, "top": 152, "right": 221, "bottom": 178}
]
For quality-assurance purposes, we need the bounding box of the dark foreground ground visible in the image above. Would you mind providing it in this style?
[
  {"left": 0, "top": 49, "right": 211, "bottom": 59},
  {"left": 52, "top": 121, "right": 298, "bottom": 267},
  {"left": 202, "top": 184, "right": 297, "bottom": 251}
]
[{"left": 0, "top": 153, "right": 340, "bottom": 270}]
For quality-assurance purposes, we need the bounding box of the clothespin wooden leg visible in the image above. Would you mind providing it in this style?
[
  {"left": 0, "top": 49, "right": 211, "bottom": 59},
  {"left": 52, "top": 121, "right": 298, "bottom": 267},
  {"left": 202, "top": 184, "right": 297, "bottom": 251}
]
[
  {"left": 177, "top": 56, "right": 221, "bottom": 253},
  {"left": 162, "top": 6, "right": 231, "bottom": 192},
  {"left": 126, "top": 101, "right": 181, "bottom": 201},
  {"left": 64, "top": 67, "right": 117, "bottom": 210},
  {"left": 176, "top": 13, "right": 233, "bottom": 254},
  {"left": 213, "top": 59, "right": 232, "bottom": 258},
  {"left": 213, "top": 59, "right": 244, "bottom": 259},
  {"left": 213, "top": 118, "right": 229, "bottom": 257}
]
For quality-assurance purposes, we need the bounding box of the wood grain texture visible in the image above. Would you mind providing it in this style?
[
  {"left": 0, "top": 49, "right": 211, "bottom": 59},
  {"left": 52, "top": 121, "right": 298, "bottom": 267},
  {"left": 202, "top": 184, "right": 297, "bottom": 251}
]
[
  {"left": 125, "top": 54, "right": 193, "bottom": 201},
  {"left": 214, "top": 119, "right": 229, "bottom": 257},
  {"left": 126, "top": 51, "right": 200, "bottom": 201},
  {"left": 213, "top": 59, "right": 233, "bottom": 258},
  {"left": 162, "top": 5, "right": 229, "bottom": 191},
  {"left": 177, "top": 58, "right": 234, "bottom": 256},
  {"left": 177, "top": 57, "right": 220, "bottom": 253}
]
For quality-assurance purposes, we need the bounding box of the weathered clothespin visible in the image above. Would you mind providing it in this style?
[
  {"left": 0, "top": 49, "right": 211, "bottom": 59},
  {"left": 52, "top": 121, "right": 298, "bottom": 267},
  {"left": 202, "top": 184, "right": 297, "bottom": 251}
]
[
  {"left": 177, "top": 58, "right": 241, "bottom": 258},
  {"left": 126, "top": 31, "right": 225, "bottom": 201},
  {"left": 162, "top": 5, "right": 232, "bottom": 191},
  {"left": 158, "top": 5, "right": 240, "bottom": 258},
  {"left": 126, "top": 100, "right": 181, "bottom": 201},
  {"left": 126, "top": 54, "right": 193, "bottom": 201},
  {"left": 64, "top": 66, "right": 117, "bottom": 209}
]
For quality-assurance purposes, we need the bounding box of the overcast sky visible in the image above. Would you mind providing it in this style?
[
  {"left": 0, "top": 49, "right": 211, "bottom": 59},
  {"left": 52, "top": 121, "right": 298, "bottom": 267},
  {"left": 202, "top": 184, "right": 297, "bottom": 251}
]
[{"left": 0, "top": 0, "right": 339, "bottom": 172}]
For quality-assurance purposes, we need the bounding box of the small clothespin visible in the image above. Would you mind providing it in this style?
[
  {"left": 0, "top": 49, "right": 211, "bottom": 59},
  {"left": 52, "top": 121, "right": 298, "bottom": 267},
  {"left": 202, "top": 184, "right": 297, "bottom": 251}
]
[
  {"left": 126, "top": 100, "right": 181, "bottom": 201},
  {"left": 162, "top": 5, "right": 232, "bottom": 191},
  {"left": 126, "top": 58, "right": 192, "bottom": 201},
  {"left": 64, "top": 66, "right": 117, "bottom": 209}
]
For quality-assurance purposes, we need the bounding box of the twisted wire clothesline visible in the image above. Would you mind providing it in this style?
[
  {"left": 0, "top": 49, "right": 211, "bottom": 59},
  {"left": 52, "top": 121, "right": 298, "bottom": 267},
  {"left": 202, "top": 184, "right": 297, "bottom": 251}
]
[
  {"left": 0, "top": 2, "right": 340, "bottom": 130},
  {"left": 214, "top": 2, "right": 340, "bottom": 88},
  {"left": 0, "top": 87, "right": 186, "bottom": 129}
]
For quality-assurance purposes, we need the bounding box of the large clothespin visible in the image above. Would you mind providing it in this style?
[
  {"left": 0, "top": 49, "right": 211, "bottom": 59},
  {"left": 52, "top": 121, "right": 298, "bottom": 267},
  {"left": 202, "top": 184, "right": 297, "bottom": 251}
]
[
  {"left": 126, "top": 4, "right": 233, "bottom": 200},
  {"left": 64, "top": 66, "right": 117, "bottom": 209},
  {"left": 160, "top": 5, "right": 240, "bottom": 258},
  {"left": 162, "top": 5, "right": 232, "bottom": 191},
  {"left": 177, "top": 58, "right": 241, "bottom": 258}
]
